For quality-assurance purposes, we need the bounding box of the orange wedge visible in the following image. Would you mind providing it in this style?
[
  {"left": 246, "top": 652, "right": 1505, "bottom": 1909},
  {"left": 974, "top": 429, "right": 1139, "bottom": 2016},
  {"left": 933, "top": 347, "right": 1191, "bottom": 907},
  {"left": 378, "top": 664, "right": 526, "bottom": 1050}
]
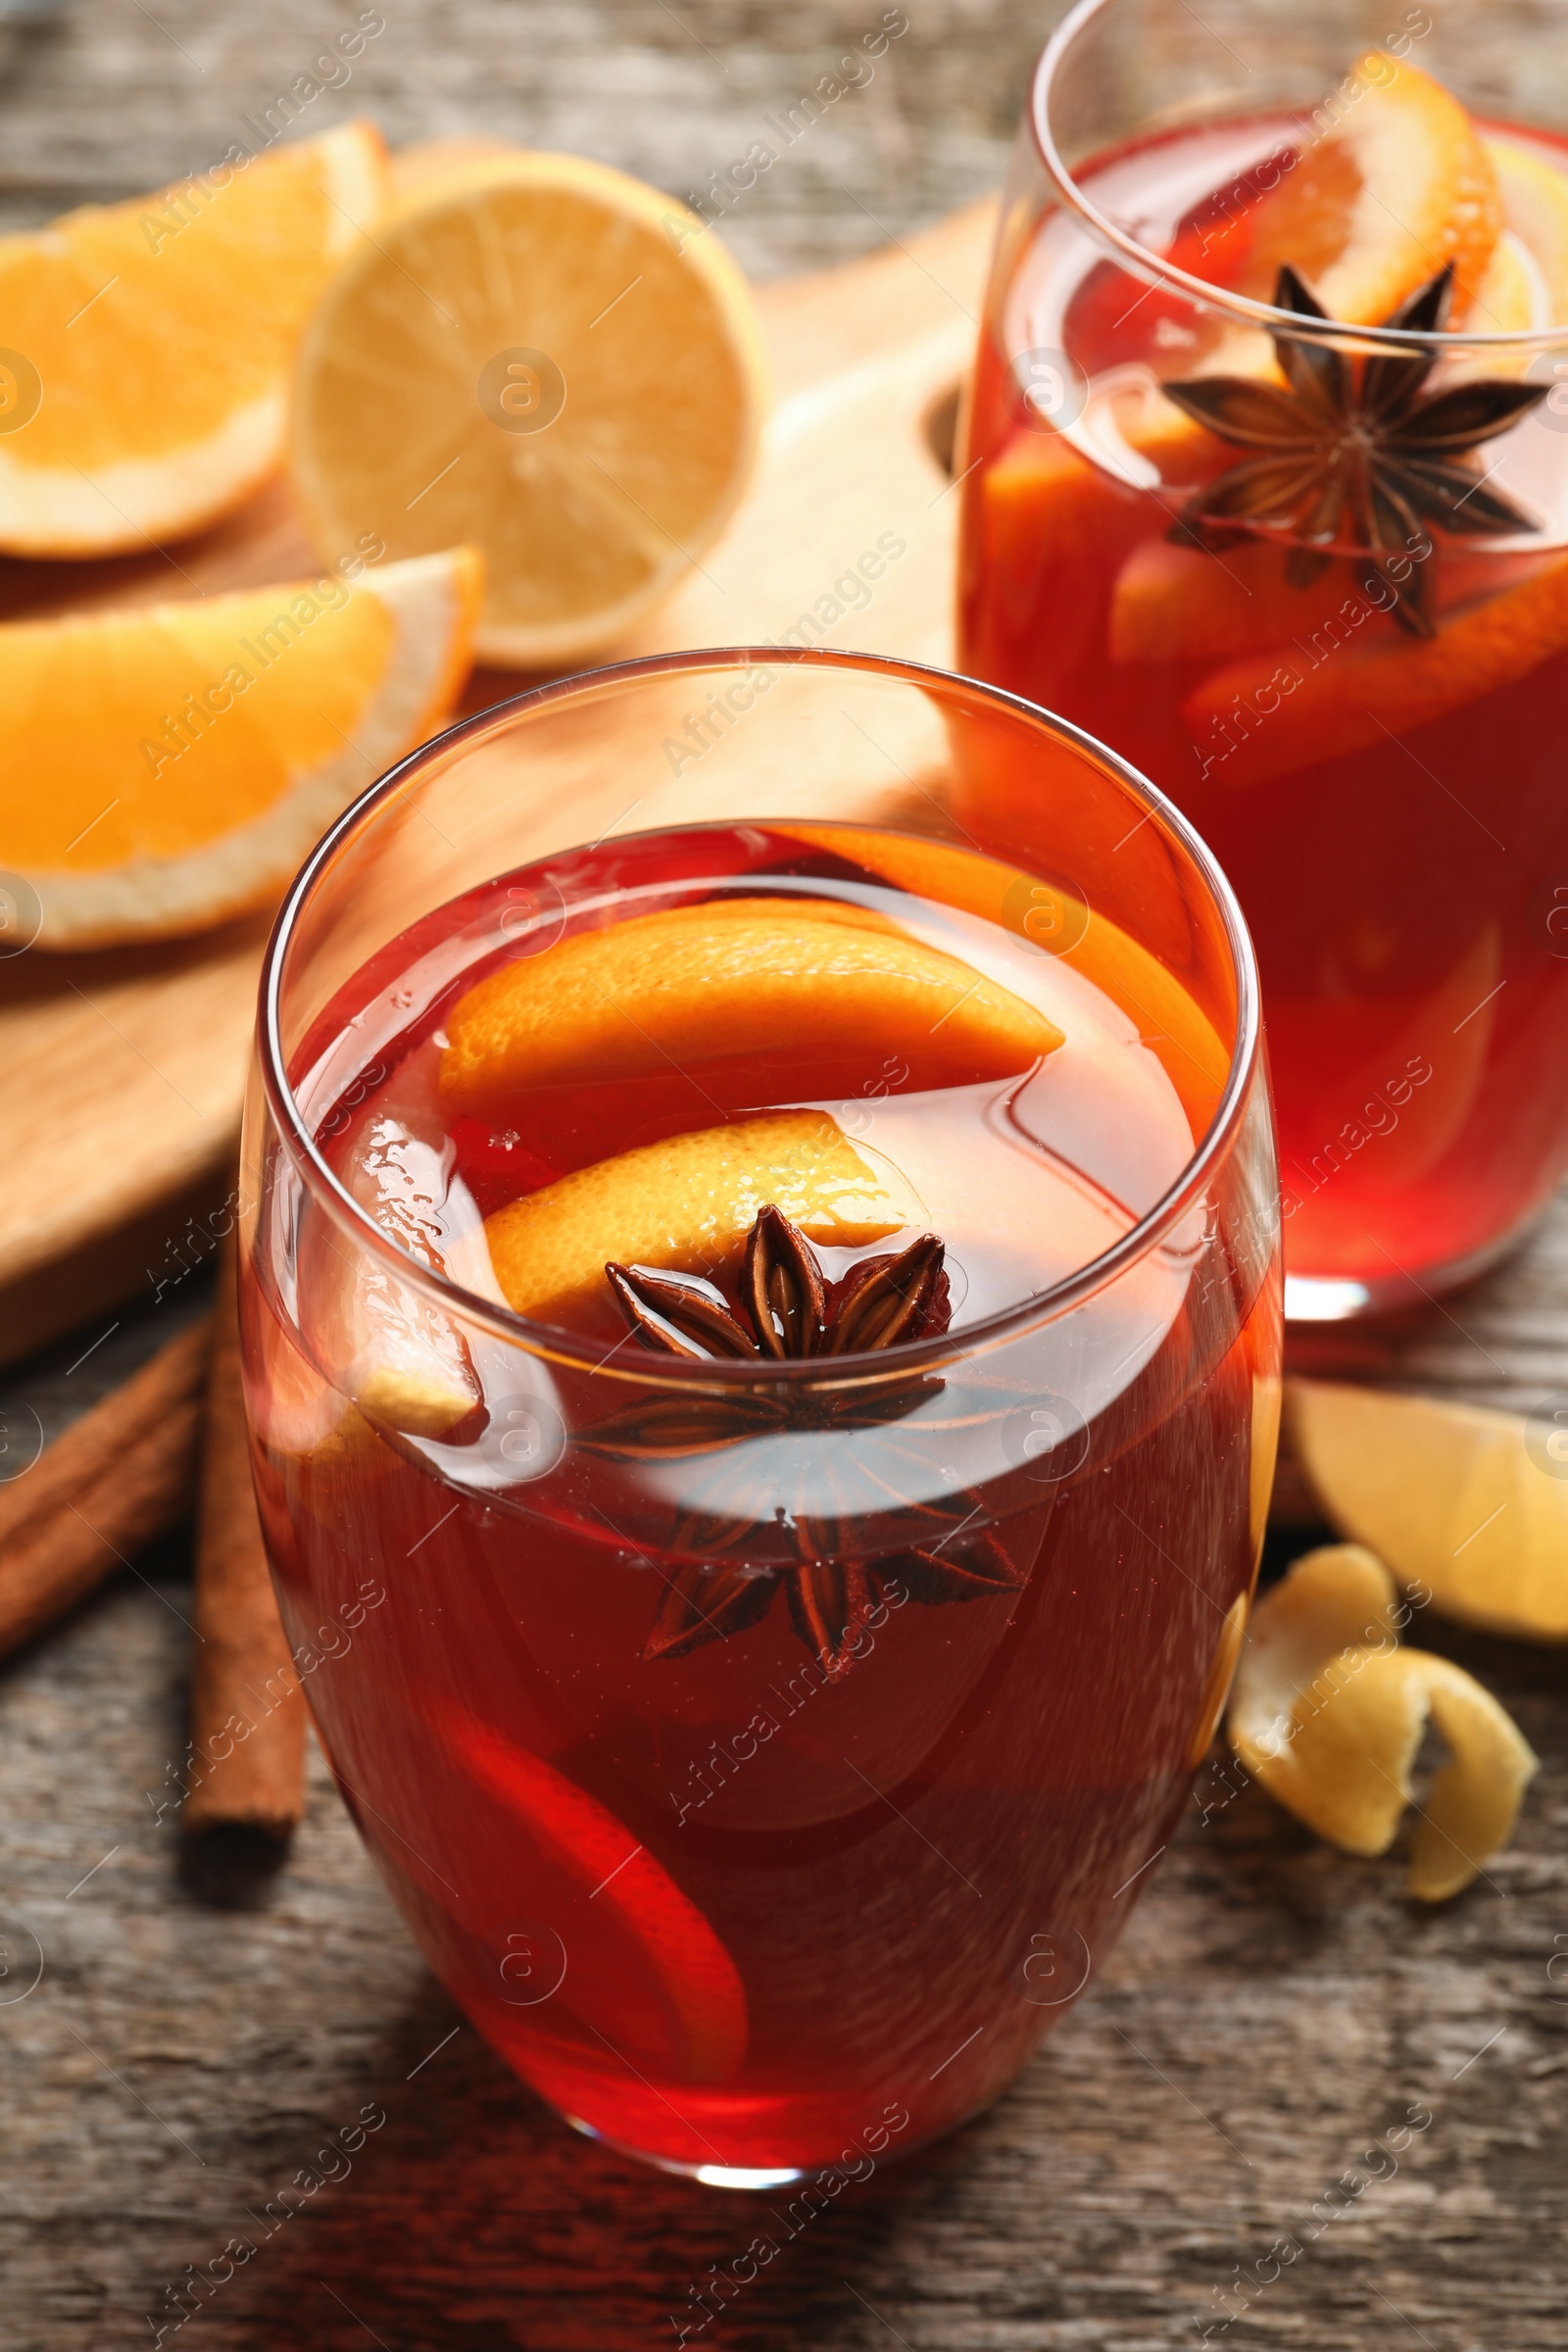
[
  {"left": 485, "top": 1110, "right": 921, "bottom": 1325},
  {"left": 432, "top": 1701, "right": 748, "bottom": 2082},
  {"left": 0, "top": 124, "right": 387, "bottom": 557},
  {"left": 1182, "top": 548, "right": 1568, "bottom": 790},
  {"left": 1221, "top": 54, "right": 1500, "bottom": 323},
  {"left": 441, "top": 897, "right": 1060, "bottom": 1119},
  {"left": 1108, "top": 535, "right": 1363, "bottom": 668},
  {"left": 1487, "top": 131, "right": 1568, "bottom": 323},
  {"left": 290, "top": 152, "right": 767, "bottom": 666},
  {"left": 773, "top": 824, "right": 1232, "bottom": 1139},
  {"left": 2, "top": 546, "right": 481, "bottom": 948}
]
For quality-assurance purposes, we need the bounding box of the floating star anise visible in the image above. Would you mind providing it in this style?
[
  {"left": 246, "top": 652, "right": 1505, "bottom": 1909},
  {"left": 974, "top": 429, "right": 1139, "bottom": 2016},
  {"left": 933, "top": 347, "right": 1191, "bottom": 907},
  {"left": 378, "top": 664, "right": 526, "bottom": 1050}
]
[
  {"left": 1164, "top": 263, "right": 1547, "bottom": 635},
  {"left": 589, "top": 1207, "right": 1026, "bottom": 1673}
]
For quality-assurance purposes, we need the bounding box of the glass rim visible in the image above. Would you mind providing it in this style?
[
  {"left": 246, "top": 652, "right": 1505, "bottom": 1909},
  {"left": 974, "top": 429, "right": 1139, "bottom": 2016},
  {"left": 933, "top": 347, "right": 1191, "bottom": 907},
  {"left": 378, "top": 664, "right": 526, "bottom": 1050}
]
[
  {"left": 256, "top": 644, "right": 1265, "bottom": 1386},
  {"left": 1031, "top": 0, "right": 1568, "bottom": 353}
]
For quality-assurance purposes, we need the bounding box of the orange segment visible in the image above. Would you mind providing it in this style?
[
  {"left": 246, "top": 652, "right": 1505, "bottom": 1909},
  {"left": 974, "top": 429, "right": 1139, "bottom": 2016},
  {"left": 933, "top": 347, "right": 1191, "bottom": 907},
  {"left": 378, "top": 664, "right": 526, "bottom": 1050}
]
[
  {"left": 485, "top": 1110, "right": 921, "bottom": 1325},
  {"left": 0, "top": 546, "right": 482, "bottom": 947},
  {"left": 290, "top": 152, "right": 767, "bottom": 666},
  {"left": 0, "top": 123, "right": 387, "bottom": 555},
  {"left": 441, "top": 897, "right": 1061, "bottom": 1119},
  {"left": 1108, "top": 535, "right": 1358, "bottom": 667},
  {"left": 1487, "top": 131, "right": 1568, "bottom": 322},
  {"left": 774, "top": 824, "right": 1232, "bottom": 1140},
  {"left": 427, "top": 1697, "right": 749, "bottom": 2082},
  {"left": 1182, "top": 550, "right": 1568, "bottom": 789},
  {"left": 1220, "top": 54, "right": 1501, "bottom": 322}
]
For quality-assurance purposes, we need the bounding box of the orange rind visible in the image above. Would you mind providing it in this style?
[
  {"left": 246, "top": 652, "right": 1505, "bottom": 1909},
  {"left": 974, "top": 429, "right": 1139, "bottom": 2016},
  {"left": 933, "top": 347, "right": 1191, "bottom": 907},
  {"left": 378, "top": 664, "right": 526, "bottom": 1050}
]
[
  {"left": 441, "top": 897, "right": 1062, "bottom": 1119},
  {"left": 0, "top": 546, "right": 482, "bottom": 948},
  {"left": 0, "top": 122, "right": 388, "bottom": 556},
  {"left": 484, "top": 1109, "right": 921, "bottom": 1327},
  {"left": 1181, "top": 546, "right": 1568, "bottom": 790},
  {"left": 1229, "top": 1544, "right": 1538, "bottom": 1899},
  {"left": 429, "top": 1697, "right": 748, "bottom": 2082}
]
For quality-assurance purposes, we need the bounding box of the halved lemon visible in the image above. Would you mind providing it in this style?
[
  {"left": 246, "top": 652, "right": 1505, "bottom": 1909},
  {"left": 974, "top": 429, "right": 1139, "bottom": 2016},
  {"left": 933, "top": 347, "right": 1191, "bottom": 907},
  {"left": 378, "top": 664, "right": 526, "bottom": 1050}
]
[
  {"left": 289, "top": 152, "right": 767, "bottom": 666},
  {"left": 0, "top": 123, "right": 388, "bottom": 558},
  {"left": 2, "top": 546, "right": 482, "bottom": 948},
  {"left": 485, "top": 1109, "right": 921, "bottom": 1327}
]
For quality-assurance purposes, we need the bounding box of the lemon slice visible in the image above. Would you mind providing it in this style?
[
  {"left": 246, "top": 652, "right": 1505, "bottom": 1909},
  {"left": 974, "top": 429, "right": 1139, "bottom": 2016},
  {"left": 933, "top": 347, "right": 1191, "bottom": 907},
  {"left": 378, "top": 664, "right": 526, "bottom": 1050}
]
[
  {"left": 1, "top": 546, "right": 482, "bottom": 948},
  {"left": 1289, "top": 1379, "right": 1568, "bottom": 1641},
  {"left": 0, "top": 123, "right": 387, "bottom": 557},
  {"left": 289, "top": 152, "right": 766, "bottom": 666},
  {"left": 442, "top": 896, "right": 1060, "bottom": 1119},
  {"left": 485, "top": 1109, "right": 920, "bottom": 1326}
]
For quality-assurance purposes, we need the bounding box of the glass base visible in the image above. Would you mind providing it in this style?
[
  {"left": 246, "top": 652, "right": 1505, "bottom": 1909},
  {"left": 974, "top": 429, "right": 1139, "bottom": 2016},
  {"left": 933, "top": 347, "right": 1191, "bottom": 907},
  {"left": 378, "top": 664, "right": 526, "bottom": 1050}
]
[
  {"left": 564, "top": 2112, "right": 804, "bottom": 2189},
  {"left": 1285, "top": 1215, "right": 1539, "bottom": 1323}
]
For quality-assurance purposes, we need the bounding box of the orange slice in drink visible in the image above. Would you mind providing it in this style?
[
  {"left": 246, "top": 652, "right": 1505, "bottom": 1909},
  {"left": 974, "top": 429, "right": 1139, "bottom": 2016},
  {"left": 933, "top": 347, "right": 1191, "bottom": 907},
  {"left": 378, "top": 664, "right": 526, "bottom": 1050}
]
[
  {"left": 774, "top": 825, "right": 1232, "bottom": 1140},
  {"left": 0, "top": 124, "right": 387, "bottom": 556},
  {"left": 441, "top": 897, "right": 1060, "bottom": 1119},
  {"left": 427, "top": 1698, "right": 748, "bottom": 2082},
  {"left": 0, "top": 547, "right": 482, "bottom": 947},
  {"left": 1181, "top": 549, "right": 1568, "bottom": 790},
  {"left": 485, "top": 1109, "right": 922, "bottom": 1326},
  {"left": 1487, "top": 131, "right": 1568, "bottom": 323},
  {"left": 1220, "top": 54, "right": 1500, "bottom": 323}
]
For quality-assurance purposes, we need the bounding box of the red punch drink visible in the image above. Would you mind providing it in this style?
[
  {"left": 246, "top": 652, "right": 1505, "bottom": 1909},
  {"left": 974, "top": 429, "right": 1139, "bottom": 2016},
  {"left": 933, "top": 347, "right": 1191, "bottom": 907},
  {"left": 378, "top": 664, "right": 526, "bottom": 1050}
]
[
  {"left": 240, "top": 656, "right": 1279, "bottom": 2182},
  {"left": 958, "top": 8, "right": 1568, "bottom": 1316}
]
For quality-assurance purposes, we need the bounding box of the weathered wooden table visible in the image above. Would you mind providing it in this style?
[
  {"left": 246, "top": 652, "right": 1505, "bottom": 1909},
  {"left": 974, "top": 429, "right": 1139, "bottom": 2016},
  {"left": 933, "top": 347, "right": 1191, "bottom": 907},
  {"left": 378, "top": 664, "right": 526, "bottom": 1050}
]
[{"left": 3, "top": 3, "right": 1567, "bottom": 2346}]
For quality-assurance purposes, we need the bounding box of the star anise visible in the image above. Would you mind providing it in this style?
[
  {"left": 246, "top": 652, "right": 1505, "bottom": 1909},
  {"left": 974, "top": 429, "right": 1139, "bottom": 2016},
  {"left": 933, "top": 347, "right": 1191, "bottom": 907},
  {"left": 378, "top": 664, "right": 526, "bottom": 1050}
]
[
  {"left": 589, "top": 1207, "right": 1026, "bottom": 1674},
  {"left": 1163, "top": 263, "right": 1547, "bottom": 635}
]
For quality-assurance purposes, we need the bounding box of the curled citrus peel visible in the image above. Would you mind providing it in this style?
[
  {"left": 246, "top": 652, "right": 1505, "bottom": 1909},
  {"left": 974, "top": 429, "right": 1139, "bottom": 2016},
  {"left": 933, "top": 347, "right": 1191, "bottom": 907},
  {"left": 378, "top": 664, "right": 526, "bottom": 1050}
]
[
  {"left": 1290, "top": 1380, "right": 1568, "bottom": 1642},
  {"left": 1228, "top": 1544, "right": 1538, "bottom": 1900}
]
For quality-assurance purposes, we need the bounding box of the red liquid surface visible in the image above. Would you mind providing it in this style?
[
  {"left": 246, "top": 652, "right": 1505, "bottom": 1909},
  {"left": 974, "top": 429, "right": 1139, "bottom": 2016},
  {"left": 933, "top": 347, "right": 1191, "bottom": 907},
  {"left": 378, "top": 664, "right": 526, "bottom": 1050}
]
[
  {"left": 244, "top": 824, "right": 1277, "bottom": 2174},
  {"left": 958, "top": 115, "right": 1568, "bottom": 1302}
]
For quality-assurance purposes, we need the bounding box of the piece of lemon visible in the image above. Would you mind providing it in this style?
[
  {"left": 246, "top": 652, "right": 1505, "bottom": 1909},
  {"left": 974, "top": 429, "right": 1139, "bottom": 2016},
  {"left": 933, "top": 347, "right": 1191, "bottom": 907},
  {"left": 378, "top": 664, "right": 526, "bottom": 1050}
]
[
  {"left": 1289, "top": 1380, "right": 1568, "bottom": 1642},
  {"left": 1229, "top": 1544, "right": 1538, "bottom": 1899},
  {"left": 0, "top": 123, "right": 387, "bottom": 557},
  {"left": 0, "top": 546, "right": 482, "bottom": 948},
  {"left": 485, "top": 1109, "right": 920, "bottom": 1327},
  {"left": 441, "top": 896, "right": 1061, "bottom": 1120},
  {"left": 289, "top": 151, "right": 766, "bottom": 666}
]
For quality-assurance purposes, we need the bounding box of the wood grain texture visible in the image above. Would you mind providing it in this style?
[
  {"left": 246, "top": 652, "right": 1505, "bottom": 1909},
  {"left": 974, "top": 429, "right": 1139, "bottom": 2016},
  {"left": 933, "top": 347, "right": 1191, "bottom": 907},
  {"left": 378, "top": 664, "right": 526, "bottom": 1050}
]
[{"left": 0, "top": 1316, "right": 206, "bottom": 1656}]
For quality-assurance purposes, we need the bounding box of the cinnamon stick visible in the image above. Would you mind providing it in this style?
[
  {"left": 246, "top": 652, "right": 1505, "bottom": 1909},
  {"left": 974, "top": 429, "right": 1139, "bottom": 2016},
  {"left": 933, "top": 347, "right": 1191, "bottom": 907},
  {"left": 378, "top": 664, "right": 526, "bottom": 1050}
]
[
  {"left": 0, "top": 1318, "right": 208, "bottom": 1658},
  {"left": 184, "top": 1239, "right": 306, "bottom": 1840}
]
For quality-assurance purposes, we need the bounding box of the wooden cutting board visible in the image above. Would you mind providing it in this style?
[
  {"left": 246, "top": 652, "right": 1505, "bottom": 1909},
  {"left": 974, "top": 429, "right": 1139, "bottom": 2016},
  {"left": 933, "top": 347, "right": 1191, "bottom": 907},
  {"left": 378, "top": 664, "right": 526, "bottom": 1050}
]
[
  {"left": 0, "top": 200, "right": 993, "bottom": 1367},
  {"left": 7, "top": 186, "right": 1566, "bottom": 1445}
]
